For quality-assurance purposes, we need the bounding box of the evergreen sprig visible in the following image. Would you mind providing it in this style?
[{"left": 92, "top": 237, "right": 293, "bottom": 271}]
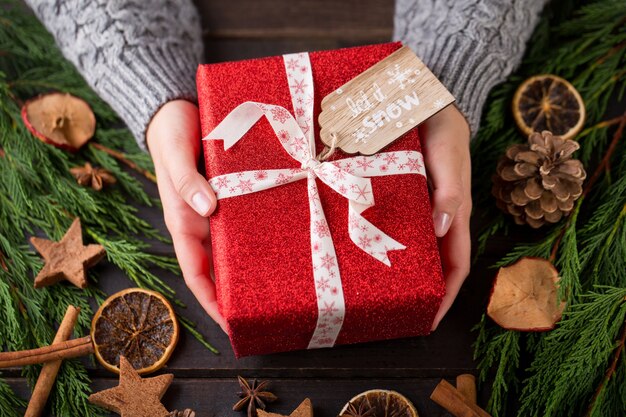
[
  {"left": 471, "top": 0, "right": 626, "bottom": 416},
  {"left": 0, "top": 3, "right": 217, "bottom": 415},
  {"left": 518, "top": 287, "right": 626, "bottom": 417}
]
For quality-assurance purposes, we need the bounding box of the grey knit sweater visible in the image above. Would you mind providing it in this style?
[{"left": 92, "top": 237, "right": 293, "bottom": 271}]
[{"left": 25, "top": 0, "right": 547, "bottom": 148}]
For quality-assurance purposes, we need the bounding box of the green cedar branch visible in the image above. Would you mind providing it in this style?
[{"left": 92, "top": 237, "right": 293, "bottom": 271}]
[
  {"left": 471, "top": 0, "right": 626, "bottom": 415},
  {"left": 586, "top": 308, "right": 626, "bottom": 416},
  {"left": 549, "top": 112, "right": 625, "bottom": 263},
  {"left": 0, "top": 2, "right": 218, "bottom": 414}
]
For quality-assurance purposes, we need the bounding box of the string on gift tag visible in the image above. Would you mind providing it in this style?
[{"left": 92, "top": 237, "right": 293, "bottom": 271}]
[{"left": 317, "top": 132, "right": 338, "bottom": 161}]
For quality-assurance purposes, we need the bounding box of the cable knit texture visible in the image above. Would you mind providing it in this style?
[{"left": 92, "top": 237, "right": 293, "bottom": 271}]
[
  {"left": 24, "top": 0, "right": 204, "bottom": 149},
  {"left": 394, "top": 0, "right": 548, "bottom": 135},
  {"left": 27, "top": 0, "right": 547, "bottom": 147}
]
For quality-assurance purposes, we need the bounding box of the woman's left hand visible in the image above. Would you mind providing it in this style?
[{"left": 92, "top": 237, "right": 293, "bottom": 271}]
[{"left": 419, "top": 105, "right": 472, "bottom": 330}]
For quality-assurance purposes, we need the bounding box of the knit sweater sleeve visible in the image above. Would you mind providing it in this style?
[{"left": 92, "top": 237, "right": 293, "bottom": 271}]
[
  {"left": 394, "top": 0, "right": 548, "bottom": 135},
  {"left": 24, "top": 0, "right": 205, "bottom": 150}
]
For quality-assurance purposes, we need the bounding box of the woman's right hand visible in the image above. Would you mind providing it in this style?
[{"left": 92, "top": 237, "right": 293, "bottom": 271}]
[{"left": 146, "top": 99, "right": 227, "bottom": 332}]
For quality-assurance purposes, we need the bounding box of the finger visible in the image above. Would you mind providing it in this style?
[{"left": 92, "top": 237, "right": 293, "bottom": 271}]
[
  {"left": 421, "top": 111, "right": 470, "bottom": 237},
  {"left": 431, "top": 202, "right": 472, "bottom": 330},
  {"left": 155, "top": 163, "right": 227, "bottom": 332},
  {"left": 151, "top": 107, "right": 217, "bottom": 217},
  {"left": 172, "top": 229, "right": 227, "bottom": 332},
  {"left": 431, "top": 131, "right": 472, "bottom": 330},
  {"left": 423, "top": 136, "right": 467, "bottom": 237}
]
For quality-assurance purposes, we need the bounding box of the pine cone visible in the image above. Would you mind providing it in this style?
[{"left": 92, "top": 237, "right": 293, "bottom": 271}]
[
  {"left": 168, "top": 409, "right": 196, "bottom": 417},
  {"left": 492, "top": 130, "right": 586, "bottom": 228}
]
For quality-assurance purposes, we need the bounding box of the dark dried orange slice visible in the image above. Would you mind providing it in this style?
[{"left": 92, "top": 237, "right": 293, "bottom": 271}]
[
  {"left": 339, "top": 390, "right": 419, "bottom": 417},
  {"left": 91, "top": 288, "right": 179, "bottom": 374},
  {"left": 512, "top": 75, "right": 585, "bottom": 140}
]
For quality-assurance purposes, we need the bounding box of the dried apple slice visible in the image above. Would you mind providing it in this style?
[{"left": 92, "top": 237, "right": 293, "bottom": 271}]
[
  {"left": 21, "top": 92, "right": 96, "bottom": 151},
  {"left": 487, "top": 257, "right": 565, "bottom": 331}
]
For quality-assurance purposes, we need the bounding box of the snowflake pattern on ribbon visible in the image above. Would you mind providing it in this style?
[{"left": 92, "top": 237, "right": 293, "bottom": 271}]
[{"left": 203, "top": 52, "right": 427, "bottom": 350}]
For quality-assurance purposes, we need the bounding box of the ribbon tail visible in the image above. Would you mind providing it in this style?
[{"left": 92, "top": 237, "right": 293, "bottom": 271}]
[
  {"left": 348, "top": 202, "right": 406, "bottom": 267},
  {"left": 306, "top": 173, "right": 345, "bottom": 349},
  {"left": 203, "top": 102, "right": 267, "bottom": 150},
  {"left": 314, "top": 161, "right": 406, "bottom": 267}
]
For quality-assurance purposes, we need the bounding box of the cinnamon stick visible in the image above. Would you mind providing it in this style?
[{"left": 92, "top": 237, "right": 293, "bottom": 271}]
[
  {"left": 430, "top": 379, "right": 491, "bottom": 417},
  {"left": 25, "top": 306, "right": 81, "bottom": 417},
  {"left": 0, "top": 336, "right": 92, "bottom": 368},
  {"left": 456, "top": 374, "right": 477, "bottom": 404}
]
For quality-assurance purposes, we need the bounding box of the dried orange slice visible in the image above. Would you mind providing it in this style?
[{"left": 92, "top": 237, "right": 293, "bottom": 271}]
[
  {"left": 339, "top": 390, "right": 419, "bottom": 417},
  {"left": 91, "top": 288, "right": 179, "bottom": 374},
  {"left": 512, "top": 75, "right": 585, "bottom": 140}
]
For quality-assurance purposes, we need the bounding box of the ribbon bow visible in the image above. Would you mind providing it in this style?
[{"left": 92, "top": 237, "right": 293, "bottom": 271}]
[{"left": 203, "top": 52, "right": 426, "bottom": 348}]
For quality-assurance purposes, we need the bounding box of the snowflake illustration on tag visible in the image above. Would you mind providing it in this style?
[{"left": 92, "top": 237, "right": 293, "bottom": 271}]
[
  {"left": 352, "top": 128, "right": 368, "bottom": 144},
  {"left": 432, "top": 98, "right": 446, "bottom": 109},
  {"left": 387, "top": 64, "right": 419, "bottom": 89}
]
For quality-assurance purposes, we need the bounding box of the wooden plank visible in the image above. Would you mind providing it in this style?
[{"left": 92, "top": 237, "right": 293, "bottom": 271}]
[
  {"left": 196, "top": 0, "right": 394, "bottom": 39},
  {"left": 0, "top": 254, "right": 492, "bottom": 379},
  {"left": 4, "top": 377, "right": 471, "bottom": 417},
  {"left": 147, "top": 261, "right": 489, "bottom": 379}
]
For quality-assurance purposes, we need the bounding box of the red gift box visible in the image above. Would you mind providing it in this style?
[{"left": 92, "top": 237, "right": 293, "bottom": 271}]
[{"left": 198, "top": 42, "right": 445, "bottom": 357}]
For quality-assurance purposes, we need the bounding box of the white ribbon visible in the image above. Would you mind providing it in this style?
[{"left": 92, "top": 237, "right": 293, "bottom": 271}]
[{"left": 204, "top": 52, "right": 426, "bottom": 349}]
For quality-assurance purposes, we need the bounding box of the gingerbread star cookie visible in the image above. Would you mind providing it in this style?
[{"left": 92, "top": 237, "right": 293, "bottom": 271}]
[
  {"left": 258, "top": 399, "right": 314, "bottom": 417},
  {"left": 88, "top": 356, "right": 173, "bottom": 417},
  {"left": 30, "top": 218, "right": 105, "bottom": 289}
]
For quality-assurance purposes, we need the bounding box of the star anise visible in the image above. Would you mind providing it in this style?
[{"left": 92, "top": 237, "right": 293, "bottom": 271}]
[
  {"left": 233, "top": 376, "right": 278, "bottom": 417},
  {"left": 341, "top": 401, "right": 376, "bottom": 417},
  {"left": 70, "top": 162, "right": 116, "bottom": 191}
]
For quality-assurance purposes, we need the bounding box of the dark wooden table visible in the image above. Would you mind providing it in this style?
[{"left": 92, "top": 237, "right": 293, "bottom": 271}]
[
  {"left": 6, "top": 1, "right": 506, "bottom": 415},
  {"left": 6, "top": 230, "right": 498, "bottom": 416}
]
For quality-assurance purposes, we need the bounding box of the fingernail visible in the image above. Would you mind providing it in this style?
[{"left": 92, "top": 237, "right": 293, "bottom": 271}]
[
  {"left": 191, "top": 192, "right": 211, "bottom": 216},
  {"left": 434, "top": 212, "right": 451, "bottom": 237}
]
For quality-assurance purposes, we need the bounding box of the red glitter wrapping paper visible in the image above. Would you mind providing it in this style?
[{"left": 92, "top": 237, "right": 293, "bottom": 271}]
[{"left": 198, "top": 42, "right": 445, "bottom": 357}]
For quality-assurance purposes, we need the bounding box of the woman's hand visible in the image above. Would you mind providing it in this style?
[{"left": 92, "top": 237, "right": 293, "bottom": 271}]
[
  {"left": 146, "top": 100, "right": 226, "bottom": 331},
  {"left": 420, "top": 105, "right": 472, "bottom": 330}
]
